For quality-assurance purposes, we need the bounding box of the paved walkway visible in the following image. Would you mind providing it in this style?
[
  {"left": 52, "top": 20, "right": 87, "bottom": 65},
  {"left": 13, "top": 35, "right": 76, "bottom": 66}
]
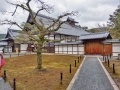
[
  {"left": 71, "top": 57, "right": 115, "bottom": 90},
  {"left": 0, "top": 78, "right": 13, "bottom": 90}
]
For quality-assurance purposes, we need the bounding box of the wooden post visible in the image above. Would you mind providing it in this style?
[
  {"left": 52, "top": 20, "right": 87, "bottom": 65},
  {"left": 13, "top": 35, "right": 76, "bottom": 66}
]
[
  {"left": 3, "top": 70, "right": 6, "bottom": 82},
  {"left": 60, "top": 73, "right": 63, "bottom": 84},
  {"left": 75, "top": 60, "right": 76, "bottom": 67},
  {"left": 113, "top": 64, "right": 115, "bottom": 74},
  {"left": 108, "top": 59, "right": 109, "bottom": 67},
  {"left": 107, "top": 55, "right": 108, "bottom": 60},
  {"left": 78, "top": 57, "right": 79, "bottom": 63},
  {"left": 9, "top": 52, "right": 11, "bottom": 57},
  {"left": 105, "top": 56, "right": 106, "bottom": 63},
  {"left": 110, "top": 54, "right": 111, "bottom": 58},
  {"left": 70, "top": 64, "right": 71, "bottom": 73},
  {"left": 80, "top": 55, "right": 81, "bottom": 60},
  {"left": 13, "top": 78, "right": 16, "bottom": 90},
  {"left": 103, "top": 55, "right": 104, "bottom": 61}
]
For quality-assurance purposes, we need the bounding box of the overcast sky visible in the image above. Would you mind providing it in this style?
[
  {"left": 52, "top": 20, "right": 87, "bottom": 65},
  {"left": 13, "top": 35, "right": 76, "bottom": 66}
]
[{"left": 0, "top": 0, "right": 119, "bottom": 34}]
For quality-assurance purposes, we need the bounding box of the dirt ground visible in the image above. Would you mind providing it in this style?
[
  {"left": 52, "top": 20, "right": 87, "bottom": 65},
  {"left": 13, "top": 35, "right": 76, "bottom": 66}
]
[
  {"left": 103, "top": 59, "right": 120, "bottom": 89},
  {"left": 3, "top": 54, "right": 83, "bottom": 90}
]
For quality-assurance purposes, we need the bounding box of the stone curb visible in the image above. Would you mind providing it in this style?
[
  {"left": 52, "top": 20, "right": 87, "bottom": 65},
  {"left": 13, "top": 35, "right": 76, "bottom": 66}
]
[
  {"left": 66, "top": 56, "right": 86, "bottom": 90},
  {"left": 97, "top": 57, "right": 119, "bottom": 90}
]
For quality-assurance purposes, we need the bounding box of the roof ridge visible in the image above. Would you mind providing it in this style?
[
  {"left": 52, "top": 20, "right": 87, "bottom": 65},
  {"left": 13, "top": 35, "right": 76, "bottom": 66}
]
[
  {"left": 33, "top": 12, "right": 56, "bottom": 20},
  {"left": 81, "top": 31, "right": 109, "bottom": 36}
]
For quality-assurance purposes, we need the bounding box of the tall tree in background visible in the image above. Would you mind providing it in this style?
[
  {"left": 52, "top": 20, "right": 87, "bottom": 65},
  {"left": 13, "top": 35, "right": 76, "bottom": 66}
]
[
  {"left": 0, "top": 0, "right": 77, "bottom": 70},
  {"left": 107, "top": 5, "right": 120, "bottom": 38}
]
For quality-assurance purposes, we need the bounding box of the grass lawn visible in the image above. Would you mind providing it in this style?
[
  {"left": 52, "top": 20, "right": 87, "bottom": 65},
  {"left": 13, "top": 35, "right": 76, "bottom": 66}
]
[
  {"left": 103, "top": 59, "right": 120, "bottom": 88},
  {"left": 3, "top": 54, "right": 83, "bottom": 90}
]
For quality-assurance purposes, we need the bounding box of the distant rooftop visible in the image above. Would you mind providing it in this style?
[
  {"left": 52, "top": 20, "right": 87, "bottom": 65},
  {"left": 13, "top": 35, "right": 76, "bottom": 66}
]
[
  {"left": 6, "top": 28, "right": 20, "bottom": 39},
  {"left": 79, "top": 31, "right": 111, "bottom": 40},
  {"left": 27, "top": 13, "right": 89, "bottom": 36}
]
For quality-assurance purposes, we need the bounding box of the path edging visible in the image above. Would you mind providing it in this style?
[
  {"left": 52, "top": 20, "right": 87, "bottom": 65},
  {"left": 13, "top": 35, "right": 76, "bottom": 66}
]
[
  {"left": 66, "top": 56, "right": 86, "bottom": 90},
  {"left": 97, "top": 57, "right": 119, "bottom": 90}
]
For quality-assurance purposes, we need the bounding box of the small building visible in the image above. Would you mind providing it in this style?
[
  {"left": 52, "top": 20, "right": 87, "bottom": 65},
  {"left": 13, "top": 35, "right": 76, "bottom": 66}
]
[
  {"left": 4, "top": 28, "right": 28, "bottom": 53},
  {"left": 79, "top": 32, "right": 112, "bottom": 55}
]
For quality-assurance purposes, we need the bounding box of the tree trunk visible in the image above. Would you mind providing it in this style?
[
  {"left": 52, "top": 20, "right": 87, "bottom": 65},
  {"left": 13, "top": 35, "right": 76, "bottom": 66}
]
[{"left": 37, "top": 41, "right": 43, "bottom": 69}]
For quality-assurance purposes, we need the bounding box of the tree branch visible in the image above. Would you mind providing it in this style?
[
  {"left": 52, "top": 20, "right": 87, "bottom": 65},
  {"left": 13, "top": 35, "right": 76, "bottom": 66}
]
[{"left": 6, "top": 0, "right": 29, "bottom": 12}]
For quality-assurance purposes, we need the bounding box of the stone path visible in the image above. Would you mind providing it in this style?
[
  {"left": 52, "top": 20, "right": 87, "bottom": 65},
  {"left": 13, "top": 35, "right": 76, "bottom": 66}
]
[
  {"left": 0, "top": 78, "right": 13, "bottom": 90},
  {"left": 71, "top": 57, "right": 114, "bottom": 90}
]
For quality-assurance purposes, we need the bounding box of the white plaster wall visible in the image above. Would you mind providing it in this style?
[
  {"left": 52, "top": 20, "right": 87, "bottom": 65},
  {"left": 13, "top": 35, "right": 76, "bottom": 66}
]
[
  {"left": 59, "top": 45, "right": 62, "bottom": 51},
  {"left": 55, "top": 44, "right": 84, "bottom": 55},
  {"left": 63, "top": 45, "right": 67, "bottom": 51},
  {"left": 59, "top": 51, "right": 62, "bottom": 54},
  {"left": 68, "top": 52, "right": 72, "bottom": 54},
  {"left": 78, "top": 45, "right": 84, "bottom": 54},
  {"left": 73, "top": 46, "right": 77, "bottom": 51},
  {"left": 55, "top": 46, "right": 58, "bottom": 51},
  {"left": 112, "top": 43, "right": 120, "bottom": 56},
  {"left": 73, "top": 52, "right": 77, "bottom": 54},
  {"left": 20, "top": 44, "right": 28, "bottom": 53},
  {"left": 68, "top": 45, "right": 72, "bottom": 51},
  {"left": 49, "top": 36, "right": 54, "bottom": 40},
  {"left": 61, "top": 40, "right": 66, "bottom": 43},
  {"left": 55, "top": 35, "right": 60, "bottom": 40},
  {"left": 55, "top": 51, "right": 58, "bottom": 53},
  {"left": 63, "top": 52, "right": 67, "bottom": 54}
]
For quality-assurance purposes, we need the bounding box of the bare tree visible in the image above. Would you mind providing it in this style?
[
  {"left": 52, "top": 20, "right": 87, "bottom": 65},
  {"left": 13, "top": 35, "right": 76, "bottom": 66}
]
[{"left": 0, "top": 0, "right": 77, "bottom": 70}]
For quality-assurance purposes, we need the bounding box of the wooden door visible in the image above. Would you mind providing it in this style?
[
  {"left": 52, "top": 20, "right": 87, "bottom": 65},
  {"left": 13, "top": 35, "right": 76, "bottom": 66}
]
[
  {"left": 85, "top": 42, "right": 92, "bottom": 54},
  {"left": 94, "top": 42, "right": 101, "bottom": 54},
  {"left": 85, "top": 41, "right": 102, "bottom": 54}
]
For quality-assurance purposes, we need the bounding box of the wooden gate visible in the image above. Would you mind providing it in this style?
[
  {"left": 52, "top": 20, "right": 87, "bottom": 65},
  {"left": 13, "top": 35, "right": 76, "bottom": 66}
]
[{"left": 85, "top": 41, "right": 102, "bottom": 54}]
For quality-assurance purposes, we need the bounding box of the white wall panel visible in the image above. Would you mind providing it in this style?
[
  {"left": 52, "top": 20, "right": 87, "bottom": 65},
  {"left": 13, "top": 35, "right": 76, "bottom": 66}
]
[
  {"left": 79, "top": 47, "right": 84, "bottom": 51},
  {"left": 73, "top": 47, "right": 77, "bottom": 51},
  {"left": 21, "top": 44, "right": 28, "bottom": 53},
  {"left": 112, "top": 43, "right": 120, "bottom": 56},
  {"left": 113, "top": 53, "right": 119, "bottom": 57},
  {"left": 68, "top": 52, "right": 72, "bottom": 54},
  {"left": 59, "top": 52, "right": 62, "bottom": 54},
  {"left": 79, "top": 51, "right": 84, "bottom": 54},
  {"left": 113, "top": 43, "right": 120, "bottom": 46},
  {"left": 63, "top": 45, "right": 67, "bottom": 51},
  {"left": 73, "top": 52, "right": 77, "bottom": 54},
  {"left": 59, "top": 45, "right": 62, "bottom": 51},
  {"left": 49, "top": 36, "right": 54, "bottom": 40},
  {"left": 55, "top": 51, "right": 58, "bottom": 53},
  {"left": 61, "top": 40, "right": 66, "bottom": 43},
  {"left": 63, "top": 52, "right": 67, "bottom": 54},
  {"left": 55, "top": 46, "right": 58, "bottom": 51},
  {"left": 68, "top": 45, "right": 72, "bottom": 51},
  {"left": 113, "top": 46, "right": 120, "bottom": 52},
  {"left": 78, "top": 45, "right": 84, "bottom": 47},
  {"left": 55, "top": 35, "right": 60, "bottom": 40}
]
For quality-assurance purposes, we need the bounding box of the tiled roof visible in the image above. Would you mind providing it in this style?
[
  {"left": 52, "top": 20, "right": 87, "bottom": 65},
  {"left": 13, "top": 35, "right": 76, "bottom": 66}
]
[
  {"left": 103, "top": 39, "right": 120, "bottom": 43},
  {"left": 54, "top": 41, "right": 83, "bottom": 45},
  {"left": 55, "top": 24, "right": 88, "bottom": 36},
  {"left": 79, "top": 31, "right": 110, "bottom": 40},
  {"left": 6, "top": 28, "right": 20, "bottom": 39},
  {"left": 33, "top": 13, "right": 89, "bottom": 36}
]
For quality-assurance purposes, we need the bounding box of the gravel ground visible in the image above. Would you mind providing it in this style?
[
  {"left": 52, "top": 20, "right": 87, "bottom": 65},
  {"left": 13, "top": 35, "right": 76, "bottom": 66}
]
[{"left": 71, "top": 57, "right": 114, "bottom": 90}]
